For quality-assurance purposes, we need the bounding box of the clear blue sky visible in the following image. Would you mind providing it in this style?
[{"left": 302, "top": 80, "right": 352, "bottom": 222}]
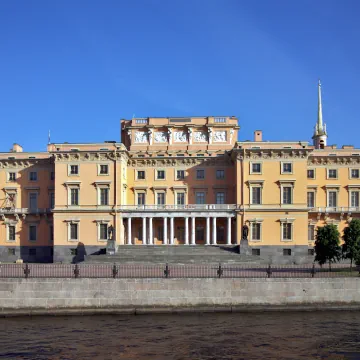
[{"left": 1, "top": 0, "right": 359, "bottom": 152}]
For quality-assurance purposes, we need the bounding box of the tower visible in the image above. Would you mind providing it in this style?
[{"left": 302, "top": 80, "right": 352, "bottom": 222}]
[{"left": 312, "top": 80, "right": 327, "bottom": 149}]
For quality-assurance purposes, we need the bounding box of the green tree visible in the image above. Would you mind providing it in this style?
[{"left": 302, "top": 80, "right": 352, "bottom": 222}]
[
  {"left": 314, "top": 224, "right": 341, "bottom": 271},
  {"left": 342, "top": 219, "right": 360, "bottom": 270}
]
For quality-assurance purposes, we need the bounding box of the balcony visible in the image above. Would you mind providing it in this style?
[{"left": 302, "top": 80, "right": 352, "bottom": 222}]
[
  {"left": 119, "top": 204, "right": 238, "bottom": 211},
  {"left": 0, "top": 208, "right": 52, "bottom": 215},
  {"left": 308, "top": 207, "right": 360, "bottom": 213}
]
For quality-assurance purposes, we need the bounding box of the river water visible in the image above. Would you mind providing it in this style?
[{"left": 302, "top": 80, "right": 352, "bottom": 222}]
[{"left": 1, "top": 311, "right": 360, "bottom": 359}]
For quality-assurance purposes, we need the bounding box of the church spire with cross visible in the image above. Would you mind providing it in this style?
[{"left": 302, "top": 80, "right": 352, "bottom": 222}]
[{"left": 312, "top": 80, "right": 328, "bottom": 149}]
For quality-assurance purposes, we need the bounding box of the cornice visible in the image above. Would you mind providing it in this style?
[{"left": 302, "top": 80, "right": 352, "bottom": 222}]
[
  {"left": 54, "top": 151, "right": 129, "bottom": 163},
  {"left": 233, "top": 148, "right": 310, "bottom": 161},
  {"left": 307, "top": 156, "right": 360, "bottom": 166},
  {"left": 0, "top": 158, "right": 53, "bottom": 169}
]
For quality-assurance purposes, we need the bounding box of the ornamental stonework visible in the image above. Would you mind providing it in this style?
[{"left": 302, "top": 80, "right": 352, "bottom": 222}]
[
  {"left": 194, "top": 131, "right": 207, "bottom": 142},
  {"left": 154, "top": 131, "right": 168, "bottom": 143},
  {"left": 213, "top": 131, "right": 226, "bottom": 142},
  {"left": 173, "top": 131, "right": 187, "bottom": 142},
  {"left": 134, "top": 131, "right": 148, "bottom": 143}
]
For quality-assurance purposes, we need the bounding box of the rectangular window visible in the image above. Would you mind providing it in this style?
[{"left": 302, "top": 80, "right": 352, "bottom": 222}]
[
  {"left": 351, "top": 191, "right": 359, "bottom": 207},
  {"left": 251, "top": 187, "right": 261, "bottom": 205},
  {"left": 216, "top": 192, "right": 225, "bottom": 204},
  {"left": 177, "top": 227, "right": 184, "bottom": 241},
  {"left": 307, "top": 192, "right": 315, "bottom": 208},
  {"left": 8, "top": 248, "right": 15, "bottom": 256},
  {"left": 50, "top": 192, "right": 55, "bottom": 209},
  {"left": 197, "top": 154, "right": 204, "bottom": 157},
  {"left": 216, "top": 170, "right": 225, "bottom": 179},
  {"left": 196, "top": 169, "right": 205, "bottom": 179},
  {"left": 251, "top": 163, "right": 261, "bottom": 174},
  {"left": 29, "top": 193, "right": 38, "bottom": 209},
  {"left": 196, "top": 192, "right": 205, "bottom": 204},
  {"left": 351, "top": 169, "right": 360, "bottom": 179},
  {"left": 252, "top": 249, "right": 260, "bottom": 256},
  {"left": 177, "top": 170, "right": 185, "bottom": 180},
  {"left": 70, "top": 188, "right": 79, "bottom": 206},
  {"left": 308, "top": 224, "right": 315, "bottom": 241},
  {"left": 282, "top": 163, "right": 292, "bottom": 173},
  {"left": 157, "top": 192, "right": 165, "bottom": 205},
  {"left": 196, "top": 227, "right": 204, "bottom": 241},
  {"left": 70, "top": 165, "right": 79, "bottom": 175},
  {"left": 29, "top": 225, "right": 37, "bottom": 241},
  {"left": 157, "top": 170, "right": 165, "bottom": 180},
  {"left": 176, "top": 193, "right": 185, "bottom": 205},
  {"left": 100, "top": 165, "right": 109, "bottom": 175},
  {"left": 282, "top": 223, "right": 292, "bottom": 240},
  {"left": 29, "top": 171, "right": 37, "bottom": 181},
  {"left": 8, "top": 225, "right": 15, "bottom": 241},
  {"left": 100, "top": 224, "right": 108, "bottom": 240},
  {"left": 282, "top": 187, "right": 292, "bottom": 204},
  {"left": 283, "top": 248, "right": 292, "bottom": 256},
  {"left": 70, "top": 224, "right": 78, "bottom": 240},
  {"left": 158, "top": 227, "right": 164, "bottom": 241},
  {"left": 251, "top": 223, "right": 261, "bottom": 241},
  {"left": 137, "top": 170, "right": 145, "bottom": 180},
  {"left": 137, "top": 193, "right": 145, "bottom": 205},
  {"left": 50, "top": 171, "right": 55, "bottom": 180},
  {"left": 328, "top": 191, "right": 337, "bottom": 207},
  {"left": 328, "top": 169, "right": 337, "bottom": 179},
  {"left": 100, "top": 188, "right": 109, "bottom": 206},
  {"left": 8, "top": 172, "right": 16, "bottom": 181},
  {"left": 307, "top": 169, "right": 315, "bottom": 179}
]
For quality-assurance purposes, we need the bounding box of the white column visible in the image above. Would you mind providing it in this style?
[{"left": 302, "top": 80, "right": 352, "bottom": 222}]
[
  {"left": 127, "top": 218, "right": 132, "bottom": 245},
  {"left": 227, "top": 217, "right": 232, "bottom": 245},
  {"left": 170, "top": 217, "right": 174, "bottom": 245},
  {"left": 212, "top": 217, "right": 217, "bottom": 245},
  {"left": 185, "top": 217, "right": 189, "bottom": 245},
  {"left": 142, "top": 217, "right": 147, "bottom": 245},
  {"left": 149, "top": 217, "right": 153, "bottom": 245},
  {"left": 163, "top": 217, "right": 168, "bottom": 245},
  {"left": 206, "top": 217, "right": 210, "bottom": 245},
  {"left": 191, "top": 217, "right": 196, "bottom": 245}
]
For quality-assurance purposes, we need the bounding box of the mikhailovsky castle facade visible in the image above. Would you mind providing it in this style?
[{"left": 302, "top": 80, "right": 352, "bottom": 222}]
[{"left": 1, "top": 83, "right": 359, "bottom": 263}]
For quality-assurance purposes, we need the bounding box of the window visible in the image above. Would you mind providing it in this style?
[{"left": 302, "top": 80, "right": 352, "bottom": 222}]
[
  {"left": 177, "top": 227, "right": 184, "bottom": 241},
  {"left": 282, "top": 163, "right": 292, "bottom": 174},
  {"left": 8, "top": 248, "right": 15, "bottom": 256},
  {"left": 136, "top": 119, "right": 147, "bottom": 124},
  {"left": 70, "top": 165, "right": 79, "bottom": 175},
  {"left": 328, "top": 169, "right": 337, "bottom": 179},
  {"left": 351, "top": 169, "right": 360, "bottom": 179},
  {"left": 252, "top": 249, "right": 260, "bottom": 256},
  {"left": 307, "top": 192, "right": 315, "bottom": 208},
  {"left": 138, "top": 226, "right": 143, "bottom": 240},
  {"left": 283, "top": 249, "right": 292, "bottom": 256},
  {"left": 177, "top": 154, "right": 184, "bottom": 157},
  {"left": 138, "top": 155, "right": 145, "bottom": 158},
  {"left": 157, "top": 192, "right": 165, "bottom": 205},
  {"left": 251, "top": 223, "right": 261, "bottom": 241},
  {"left": 50, "top": 192, "right": 55, "bottom": 209},
  {"left": 196, "top": 227, "right": 204, "bottom": 241},
  {"left": 29, "top": 193, "right": 38, "bottom": 209},
  {"left": 99, "top": 224, "right": 108, "bottom": 240},
  {"left": 251, "top": 163, "right": 261, "bottom": 174},
  {"left": 328, "top": 191, "right": 337, "bottom": 207},
  {"left": 137, "top": 170, "right": 145, "bottom": 180},
  {"left": 8, "top": 172, "right": 16, "bottom": 181},
  {"left": 282, "top": 187, "right": 292, "bottom": 204},
  {"left": 29, "top": 171, "right": 37, "bottom": 181},
  {"left": 216, "top": 192, "right": 225, "bottom": 204},
  {"left": 308, "top": 249, "right": 315, "bottom": 256},
  {"left": 197, "top": 154, "right": 204, "bottom": 157},
  {"left": 217, "top": 227, "right": 225, "bottom": 242},
  {"left": 196, "top": 192, "right": 205, "bottom": 204},
  {"left": 137, "top": 193, "right": 145, "bottom": 205},
  {"left": 216, "top": 170, "right": 225, "bottom": 179},
  {"left": 351, "top": 191, "right": 359, "bottom": 207},
  {"left": 251, "top": 187, "right": 261, "bottom": 205},
  {"left": 308, "top": 224, "right": 315, "bottom": 241},
  {"left": 100, "top": 165, "right": 109, "bottom": 175},
  {"left": 196, "top": 169, "right": 205, "bottom": 179},
  {"left": 214, "top": 117, "right": 226, "bottom": 123},
  {"left": 70, "top": 248, "right": 77, "bottom": 256},
  {"left": 100, "top": 188, "right": 109, "bottom": 206},
  {"left": 307, "top": 169, "right": 315, "bottom": 179},
  {"left": 50, "top": 171, "right": 55, "bottom": 180},
  {"left": 29, "top": 225, "right": 37, "bottom": 241},
  {"left": 157, "top": 170, "right": 165, "bottom": 180},
  {"left": 70, "top": 188, "right": 79, "bottom": 206},
  {"left": 282, "top": 223, "right": 292, "bottom": 240},
  {"left": 8, "top": 225, "right": 15, "bottom": 241},
  {"left": 70, "top": 223, "right": 78, "bottom": 240},
  {"left": 177, "top": 170, "right": 185, "bottom": 180},
  {"left": 100, "top": 148, "right": 109, "bottom": 151},
  {"left": 176, "top": 193, "right": 185, "bottom": 205},
  {"left": 158, "top": 227, "right": 164, "bottom": 241}
]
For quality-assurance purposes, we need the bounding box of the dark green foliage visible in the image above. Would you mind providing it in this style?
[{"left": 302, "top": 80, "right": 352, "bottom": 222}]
[
  {"left": 342, "top": 219, "right": 360, "bottom": 269},
  {"left": 314, "top": 224, "right": 341, "bottom": 271}
]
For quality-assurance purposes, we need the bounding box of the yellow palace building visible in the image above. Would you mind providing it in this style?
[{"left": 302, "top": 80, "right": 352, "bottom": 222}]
[{"left": 0, "top": 82, "right": 359, "bottom": 263}]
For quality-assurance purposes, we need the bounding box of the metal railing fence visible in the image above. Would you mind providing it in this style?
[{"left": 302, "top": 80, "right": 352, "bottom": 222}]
[{"left": 0, "top": 263, "right": 359, "bottom": 279}]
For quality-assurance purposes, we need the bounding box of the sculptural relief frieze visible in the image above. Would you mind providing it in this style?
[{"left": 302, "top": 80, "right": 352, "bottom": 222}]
[
  {"left": 135, "top": 131, "right": 148, "bottom": 143},
  {"left": 173, "top": 131, "right": 187, "bottom": 142},
  {"left": 194, "top": 132, "right": 207, "bottom": 142},
  {"left": 154, "top": 131, "right": 168, "bottom": 143},
  {"left": 213, "top": 131, "right": 227, "bottom": 142}
]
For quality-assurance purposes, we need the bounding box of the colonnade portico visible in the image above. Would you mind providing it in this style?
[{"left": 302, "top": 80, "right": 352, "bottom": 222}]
[{"left": 122, "top": 212, "right": 235, "bottom": 246}]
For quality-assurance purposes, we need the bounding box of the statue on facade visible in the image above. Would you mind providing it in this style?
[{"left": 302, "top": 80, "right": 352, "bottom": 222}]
[
  {"left": 108, "top": 225, "right": 114, "bottom": 240},
  {"left": 148, "top": 128, "right": 153, "bottom": 145},
  {"left": 242, "top": 224, "right": 249, "bottom": 240}
]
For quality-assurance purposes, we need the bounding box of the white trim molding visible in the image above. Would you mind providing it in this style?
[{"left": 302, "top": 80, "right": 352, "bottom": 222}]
[
  {"left": 65, "top": 219, "right": 80, "bottom": 242},
  {"left": 95, "top": 219, "right": 111, "bottom": 242}
]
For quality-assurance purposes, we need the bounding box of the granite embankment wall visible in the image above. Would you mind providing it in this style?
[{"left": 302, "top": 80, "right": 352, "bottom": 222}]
[{"left": 1, "top": 278, "right": 360, "bottom": 316}]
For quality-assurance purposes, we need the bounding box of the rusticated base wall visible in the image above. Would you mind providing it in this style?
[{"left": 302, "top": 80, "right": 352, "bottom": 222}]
[{"left": 0, "top": 278, "right": 360, "bottom": 316}]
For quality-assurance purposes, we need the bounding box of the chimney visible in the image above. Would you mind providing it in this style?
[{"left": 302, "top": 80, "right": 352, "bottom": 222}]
[
  {"left": 12, "top": 143, "right": 23, "bottom": 152},
  {"left": 254, "top": 130, "right": 262, "bottom": 142}
]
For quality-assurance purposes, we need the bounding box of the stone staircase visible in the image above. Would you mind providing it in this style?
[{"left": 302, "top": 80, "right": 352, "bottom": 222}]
[{"left": 85, "top": 245, "right": 264, "bottom": 264}]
